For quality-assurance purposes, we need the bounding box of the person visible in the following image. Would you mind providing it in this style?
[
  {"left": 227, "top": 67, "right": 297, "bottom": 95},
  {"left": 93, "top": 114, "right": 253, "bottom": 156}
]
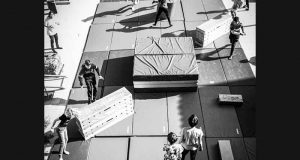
[
  {"left": 46, "top": 0, "right": 58, "bottom": 14},
  {"left": 163, "top": 132, "right": 184, "bottom": 160},
  {"left": 242, "top": 0, "right": 249, "bottom": 11},
  {"left": 78, "top": 59, "right": 104, "bottom": 104},
  {"left": 152, "top": 0, "right": 172, "bottom": 27},
  {"left": 179, "top": 114, "right": 204, "bottom": 160},
  {"left": 50, "top": 108, "right": 73, "bottom": 160},
  {"left": 45, "top": 11, "right": 62, "bottom": 53},
  {"left": 228, "top": 16, "right": 246, "bottom": 60},
  {"left": 230, "top": 0, "right": 244, "bottom": 18}
]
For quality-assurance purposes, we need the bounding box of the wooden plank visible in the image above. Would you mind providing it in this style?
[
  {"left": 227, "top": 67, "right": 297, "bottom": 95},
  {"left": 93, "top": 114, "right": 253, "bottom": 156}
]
[{"left": 218, "top": 140, "right": 234, "bottom": 160}]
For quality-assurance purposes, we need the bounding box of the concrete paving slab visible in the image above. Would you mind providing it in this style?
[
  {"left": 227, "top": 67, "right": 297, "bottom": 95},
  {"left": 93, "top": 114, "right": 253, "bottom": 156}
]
[
  {"left": 181, "top": 0, "right": 208, "bottom": 21},
  {"left": 110, "top": 22, "right": 138, "bottom": 50},
  {"left": 195, "top": 48, "right": 228, "bottom": 85},
  {"left": 218, "top": 48, "right": 255, "bottom": 85},
  {"left": 161, "top": 21, "right": 186, "bottom": 37},
  {"left": 84, "top": 24, "right": 114, "bottom": 52},
  {"left": 133, "top": 93, "right": 168, "bottom": 135},
  {"left": 198, "top": 86, "right": 242, "bottom": 137}
]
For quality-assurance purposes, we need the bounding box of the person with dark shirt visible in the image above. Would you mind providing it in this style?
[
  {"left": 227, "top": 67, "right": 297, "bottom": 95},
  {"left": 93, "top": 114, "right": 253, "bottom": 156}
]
[
  {"left": 152, "top": 0, "right": 172, "bottom": 27},
  {"left": 50, "top": 108, "right": 73, "bottom": 160},
  {"left": 228, "top": 16, "right": 246, "bottom": 60},
  {"left": 78, "top": 59, "right": 104, "bottom": 104}
]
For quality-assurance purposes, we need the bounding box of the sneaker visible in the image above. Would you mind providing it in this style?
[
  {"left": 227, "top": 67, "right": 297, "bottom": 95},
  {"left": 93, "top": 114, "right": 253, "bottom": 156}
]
[
  {"left": 63, "top": 151, "right": 70, "bottom": 155},
  {"left": 131, "top": 6, "right": 135, "bottom": 11},
  {"left": 153, "top": 23, "right": 156, "bottom": 26},
  {"left": 228, "top": 56, "right": 233, "bottom": 60},
  {"left": 53, "top": 50, "right": 57, "bottom": 53},
  {"left": 169, "top": 24, "right": 173, "bottom": 27},
  {"left": 59, "top": 157, "right": 63, "bottom": 160}
]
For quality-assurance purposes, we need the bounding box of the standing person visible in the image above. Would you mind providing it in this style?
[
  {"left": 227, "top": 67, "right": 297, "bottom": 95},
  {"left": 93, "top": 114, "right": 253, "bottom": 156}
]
[
  {"left": 243, "top": 0, "right": 249, "bottom": 11},
  {"left": 230, "top": 0, "right": 243, "bottom": 18},
  {"left": 152, "top": 0, "right": 172, "bottom": 27},
  {"left": 50, "top": 108, "right": 73, "bottom": 160},
  {"left": 45, "top": 11, "right": 62, "bottom": 53},
  {"left": 228, "top": 16, "right": 246, "bottom": 60},
  {"left": 78, "top": 60, "right": 104, "bottom": 104},
  {"left": 163, "top": 132, "right": 184, "bottom": 160},
  {"left": 46, "top": 0, "right": 58, "bottom": 14},
  {"left": 179, "top": 114, "right": 204, "bottom": 160}
]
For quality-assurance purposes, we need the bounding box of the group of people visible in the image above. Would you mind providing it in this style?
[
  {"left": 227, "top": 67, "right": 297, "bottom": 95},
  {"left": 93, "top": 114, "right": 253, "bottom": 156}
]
[{"left": 163, "top": 114, "right": 204, "bottom": 160}]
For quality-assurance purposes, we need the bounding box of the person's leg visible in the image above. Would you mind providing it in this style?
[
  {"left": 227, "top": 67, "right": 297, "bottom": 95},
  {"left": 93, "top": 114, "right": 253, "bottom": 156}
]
[
  {"left": 162, "top": 7, "right": 172, "bottom": 26},
  {"left": 154, "top": 7, "right": 163, "bottom": 26},
  {"left": 190, "top": 150, "right": 198, "bottom": 160},
  {"left": 229, "top": 41, "right": 236, "bottom": 60},
  {"left": 86, "top": 80, "right": 92, "bottom": 104},
  {"left": 57, "top": 128, "right": 65, "bottom": 159},
  {"left": 54, "top": 33, "right": 62, "bottom": 49},
  {"left": 49, "top": 35, "right": 57, "bottom": 53},
  {"left": 63, "top": 128, "right": 69, "bottom": 154},
  {"left": 181, "top": 149, "right": 189, "bottom": 160},
  {"left": 92, "top": 78, "right": 97, "bottom": 102}
]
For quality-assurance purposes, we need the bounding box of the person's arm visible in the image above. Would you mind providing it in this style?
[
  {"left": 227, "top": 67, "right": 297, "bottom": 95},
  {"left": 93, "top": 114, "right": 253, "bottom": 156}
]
[
  {"left": 198, "top": 128, "right": 204, "bottom": 151},
  {"left": 50, "top": 118, "right": 60, "bottom": 130},
  {"left": 240, "top": 23, "right": 246, "bottom": 35},
  {"left": 78, "top": 67, "right": 85, "bottom": 87},
  {"left": 94, "top": 64, "right": 104, "bottom": 80}
]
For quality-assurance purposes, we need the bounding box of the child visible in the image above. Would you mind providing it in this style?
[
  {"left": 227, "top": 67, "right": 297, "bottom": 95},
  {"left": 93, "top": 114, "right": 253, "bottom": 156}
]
[
  {"left": 163, "top": 132, "right": 184, "bottom": 160},
  {"left": 152, "top": 0, "right": 172, "bottom": 27},
  {"left": 179, "top": 114, "right": 204, "bottom": 160}
]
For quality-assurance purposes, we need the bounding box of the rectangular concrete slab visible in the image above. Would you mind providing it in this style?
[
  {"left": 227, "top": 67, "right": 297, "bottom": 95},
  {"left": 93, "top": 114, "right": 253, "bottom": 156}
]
[
  {"left": 184, "top": 21, "right": 216, "bottom": 48},
  {"left": 181, "top": 0, "right": 208, "bottom": 21},
  {"left": 136, "top": 21, "right": 161, "bottom": 39},
  {"left": 67, "top": 87, "right": 103, "bottom": 109},
  {"left": 198, "top": 86, "right": 242, "bottom": 137},
  {"left": 159, "top": 0, "right": 184, "bottom": 21},
  {"left": 93, "top": 2, "right": 125, "bottom": 24},
  {"left": 84, "top": 24, "right": 114, "bottom": 52},
  {"left": 133, "top": 93, "right": 168, "bottom": 135},
  {"left": 115, "top": 2, "right": 139, "bottom": 23},
  {"left": 206, "top": 138, "right": 249, "bottom": 160},
  {"left": 201, "top": 0, "right": 228, "bottom": 19},
  {"left": 230, "top": 86, "right": 256, "bottom": 137},
  {"left": 214, "top": 33, "right": 242, "bottom": 49},
  {"left": 95, "top": 86, "right": 134, "bottom": 136},
  {"left": 195, "top": 48, "right": 228, "bottom": 85},
  {"left": 166, "top": 91, "right": 205, "bottom": 136},
  {"left": 104, "top": 50, "right": 134, "bottom": 86},
  {"left": 136, "top": 1, "right": 158, "bottom": 22},
  {"left": 218, "top": 49, "right": 256, "bottom": 85},
  {"left": 87, "top": 138, "right": 128, "bottom": 160},
  {"left": 49, "top": 140, "right": 91, "bottom": 160},
  {"left": 110, "top": 22, "right": 138, "bottom": 50},
  {"left": 161, "top": 21, "right": 186, "bottom": 37},
  {"left": 129, "top": 137, "right": 167, "bottom": 160},
  {"left": 244, "top": 138, "right": 256, "bottom": 160},
  {"left": 73, "top": 51, "right": 109, "bottom": 88}
]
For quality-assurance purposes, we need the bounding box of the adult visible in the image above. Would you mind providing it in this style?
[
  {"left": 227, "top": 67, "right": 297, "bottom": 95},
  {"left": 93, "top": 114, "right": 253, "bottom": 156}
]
[
  {"left": 180, "top": 114, "right": 204, "bottom": 160},
  {"left": 50, "top": 108, "right": 73, "bottom": 160},
  {"left": 243, "top": 0, "right": 249, "bottom": 11},
  {"left": 153, "top": 0, "right": 172, "bottom": 27},
  {"left": 228, "top": 16, "right": 246, "bottom": 60},
  {"left": 45, "top": 11, "right": 62, "bottom": 53},
  {"left": 78, "top": 59, "right": 104, "bottom": 104},
  {"left": 46, "top": 0, "right": 58, "bottom": 14}
]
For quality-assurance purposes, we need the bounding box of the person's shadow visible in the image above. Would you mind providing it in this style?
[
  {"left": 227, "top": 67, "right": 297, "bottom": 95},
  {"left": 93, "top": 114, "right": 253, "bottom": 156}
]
[{"left": 196, "top": 44, "right": 231, "bottom": 61}]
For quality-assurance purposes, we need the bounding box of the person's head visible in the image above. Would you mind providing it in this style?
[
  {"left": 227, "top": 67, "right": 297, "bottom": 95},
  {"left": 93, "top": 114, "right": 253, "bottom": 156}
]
[
  {"left": 233, "top": 16, "right": 239, "bottom": 22},
  {"left": 48, "top": 11, "right": 53, "bottom": 19},
  {"left": 167, "top": 132, "right": 178, "bottom": 145},
  {"left": 84, "top": 59, "right": 91, "bottom": 68},
  {"left": 64, "top": 108, "right": 73, "bottom": 118},
  {"left": 188, "top": 114, "right": 198, "bottom": 128}
]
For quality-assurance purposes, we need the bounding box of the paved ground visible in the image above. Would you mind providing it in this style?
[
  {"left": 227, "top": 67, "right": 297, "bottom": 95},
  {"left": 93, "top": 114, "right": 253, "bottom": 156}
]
[{"left": 44, "top": 0, "right": 256, "bottom": 159}]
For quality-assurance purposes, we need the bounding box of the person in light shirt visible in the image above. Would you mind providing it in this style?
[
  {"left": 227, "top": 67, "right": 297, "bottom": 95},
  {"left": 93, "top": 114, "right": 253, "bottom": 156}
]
[
  {"left": 179, "top": 114, "right": 204, "bottom": 160},
  {"left": 44, "top": 11, "right": 62, "bottom": 53}
]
